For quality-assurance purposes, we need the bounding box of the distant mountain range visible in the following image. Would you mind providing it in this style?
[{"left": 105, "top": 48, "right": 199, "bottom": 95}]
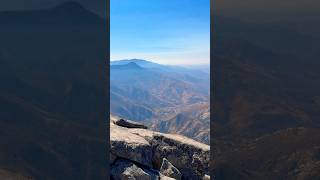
[{"left": 110, "top": 59, "right": 210, "bottom": 144}]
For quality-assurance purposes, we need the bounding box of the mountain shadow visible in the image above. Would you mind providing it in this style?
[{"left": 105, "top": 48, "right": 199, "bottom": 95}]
[
  {"left": 0, "top": 2, "right": 107, "bottom": 179},
  {"left": 212, "top": 15, "right": 320, "bottom": 179}
]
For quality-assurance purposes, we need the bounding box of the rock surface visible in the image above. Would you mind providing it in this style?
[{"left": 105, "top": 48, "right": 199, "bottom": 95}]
[
  {"left": 110, "top": 122, "right": 153, "bottom": 167},
  {"left": 110, "top": 115, "right": 210, "bottom": 180},
  {"left": 111, "top": 159, "right": 153, "bottom": 180},
  {"left": 160, "top": 158, "right": 182, "bottom": 179}
]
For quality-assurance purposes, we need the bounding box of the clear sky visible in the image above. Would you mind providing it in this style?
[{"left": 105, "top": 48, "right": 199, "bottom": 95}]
[{"left": 110, "top": 0, "right": 210, "bottom": 65}]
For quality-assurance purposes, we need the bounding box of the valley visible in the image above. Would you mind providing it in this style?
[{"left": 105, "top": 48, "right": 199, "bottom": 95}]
[{"left": 110, "top": 59, "right": 210, "bottom": 144}]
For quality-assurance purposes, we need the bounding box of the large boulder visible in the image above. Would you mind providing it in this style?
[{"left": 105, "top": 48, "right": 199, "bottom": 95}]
[
  {"left": 128, "top": 128, "right": 210, "bottom": 179},
  {"left": 110, "top": 116, "right": 210, "bottom": 179},
  {"left": 110, "top": 123, "right": 153, "bottom": 167}
]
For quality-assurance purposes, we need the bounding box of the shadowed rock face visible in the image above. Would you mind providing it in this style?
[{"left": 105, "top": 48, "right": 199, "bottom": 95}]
[{"left": 110, "top": 115, "right": 210, "bottom": 180}]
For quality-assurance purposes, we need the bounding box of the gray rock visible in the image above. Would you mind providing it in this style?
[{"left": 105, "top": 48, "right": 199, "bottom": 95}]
[
  {"left": 153, "top": 134, "right": 210, "bottom": 178},
  {"left": 160, "top": 158, "right": 182, "bottom": 180},
  {"left": 111, "top": 159, "right": 152, "bottom": 180},
  {"left": 110, "top": 123, "right": 153, "bottom": 167},
  {"left": 115, "top": 118, "right": 148, "bottom": 129},
  {"left": 128, "top": 128, "right": 210, "bottom": 179},
  {"left": 110, "top": 116, "right": 210, "bottom": 179}
]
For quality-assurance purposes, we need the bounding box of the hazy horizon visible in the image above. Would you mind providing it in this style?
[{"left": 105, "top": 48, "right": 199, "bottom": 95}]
[{"left": 110, "top": 58, "right": 210, "bottom": 66}]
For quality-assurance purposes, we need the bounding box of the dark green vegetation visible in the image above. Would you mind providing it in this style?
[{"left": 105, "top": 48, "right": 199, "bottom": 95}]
[
  {"left": 0, "top": 2, "right": 107, "bottom": 179},
  {"left": 212, "top": 16, "right": 320, "bottom": 179}
]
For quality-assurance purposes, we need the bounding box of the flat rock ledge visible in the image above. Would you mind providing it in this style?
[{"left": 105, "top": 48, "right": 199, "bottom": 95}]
[{"left": 110, "top": 115, "right": 210, "bottom": 180}]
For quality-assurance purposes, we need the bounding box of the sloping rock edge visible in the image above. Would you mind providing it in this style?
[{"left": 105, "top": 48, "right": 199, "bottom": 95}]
[{"left": 110, "top": 116, "right": 210, "bottom": 180}]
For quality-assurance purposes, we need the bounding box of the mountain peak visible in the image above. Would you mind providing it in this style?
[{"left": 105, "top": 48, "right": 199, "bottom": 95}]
[
  {"left": 129, "top": 59, "right": 149, "bottom": 62},
  {"left": 111, "top": 62, "right": 143, "bottom": 70},
  {"left": 0, "top": 1, "right": 101, "bottom": 25},
  {"left": 110, "top": 59, "right": 165, "bottom": 69}
]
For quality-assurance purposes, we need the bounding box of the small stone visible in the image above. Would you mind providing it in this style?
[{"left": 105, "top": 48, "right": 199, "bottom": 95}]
[
  {"left": 160, "top": 158, "right": 182, "bottom": 180},
  {"left": 111, "top": 159, "right": 151, "bottom": 180}
]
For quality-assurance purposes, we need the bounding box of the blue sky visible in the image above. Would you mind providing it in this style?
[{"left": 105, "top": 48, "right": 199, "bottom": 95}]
[{"left": 110, "top": 0, "right": 210, "bottom": 65}]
